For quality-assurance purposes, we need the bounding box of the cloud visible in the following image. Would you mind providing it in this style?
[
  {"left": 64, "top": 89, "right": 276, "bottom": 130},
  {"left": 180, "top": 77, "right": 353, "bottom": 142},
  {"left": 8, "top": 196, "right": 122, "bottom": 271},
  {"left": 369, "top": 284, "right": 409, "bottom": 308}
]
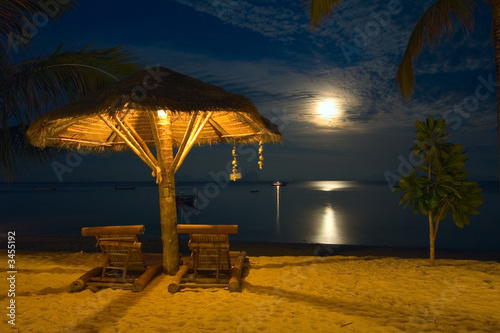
[
  {"left": 16, "top": 0, "right": 497, "bottom": 181},
  {"left": 141, "top": 0, "right": 497, "bottom": 180},
  {"left": 172, "top": 0, "right": 309, "bottom": 42}
]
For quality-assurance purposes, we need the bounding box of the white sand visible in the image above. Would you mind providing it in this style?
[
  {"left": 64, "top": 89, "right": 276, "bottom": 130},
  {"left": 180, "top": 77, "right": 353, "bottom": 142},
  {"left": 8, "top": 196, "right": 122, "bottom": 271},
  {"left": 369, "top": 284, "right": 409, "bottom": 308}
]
[{"left": 1, "top": 251, "right": 500, "bottom": 332}]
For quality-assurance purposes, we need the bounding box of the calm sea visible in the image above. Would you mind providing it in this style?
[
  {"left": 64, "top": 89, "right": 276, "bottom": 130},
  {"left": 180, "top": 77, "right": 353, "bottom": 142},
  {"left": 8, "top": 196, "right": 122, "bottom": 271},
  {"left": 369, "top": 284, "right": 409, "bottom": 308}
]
[{"left": 1, "top": 181, "right": 498, "bottom": 250}]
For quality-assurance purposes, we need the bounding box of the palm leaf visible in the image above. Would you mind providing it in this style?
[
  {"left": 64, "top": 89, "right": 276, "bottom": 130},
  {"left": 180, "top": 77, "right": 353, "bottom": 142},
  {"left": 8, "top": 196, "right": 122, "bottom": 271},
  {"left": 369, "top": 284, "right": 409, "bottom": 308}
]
[
  {"left": 0, "top": 125, "right": 60, "bottom": 180},
  {"left": 310, "top": 0, "right": 341, "bottom": 29},
  {"left": 3, "top": 44, "right": 138, "bottom": 124},
  {"left": 1, "top": 44, "right": 139, "bottom": 180},
  {"left": 0, "top": 0, "right": 78, "bottom": 53},
  {"left": 395, "top": 0, "right": 478, "bottom": 99}
]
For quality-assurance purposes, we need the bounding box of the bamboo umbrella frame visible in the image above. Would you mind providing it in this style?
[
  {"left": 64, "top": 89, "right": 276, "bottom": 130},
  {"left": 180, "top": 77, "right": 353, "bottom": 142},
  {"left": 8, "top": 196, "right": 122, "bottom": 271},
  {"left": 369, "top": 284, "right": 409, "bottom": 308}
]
[{"left": 27, "top": 67, "right": 282, "bottom": 275}]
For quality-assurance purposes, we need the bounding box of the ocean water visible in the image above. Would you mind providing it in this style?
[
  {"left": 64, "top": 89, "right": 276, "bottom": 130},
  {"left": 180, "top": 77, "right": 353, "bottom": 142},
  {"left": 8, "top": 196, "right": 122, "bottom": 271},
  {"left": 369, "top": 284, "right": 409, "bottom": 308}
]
[{"left": 1, "top": 180, "right": 498, "bottom": 250}]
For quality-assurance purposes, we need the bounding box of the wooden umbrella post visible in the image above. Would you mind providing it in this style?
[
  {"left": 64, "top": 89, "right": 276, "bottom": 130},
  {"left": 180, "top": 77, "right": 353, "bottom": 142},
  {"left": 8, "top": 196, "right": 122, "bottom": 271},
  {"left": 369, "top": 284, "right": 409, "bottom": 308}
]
[
  {"left": 158, "top": 177, "right": 178, "bottom": 275},
  {"left": 150, "top": 110, "right": 179, "bottom": 275}
]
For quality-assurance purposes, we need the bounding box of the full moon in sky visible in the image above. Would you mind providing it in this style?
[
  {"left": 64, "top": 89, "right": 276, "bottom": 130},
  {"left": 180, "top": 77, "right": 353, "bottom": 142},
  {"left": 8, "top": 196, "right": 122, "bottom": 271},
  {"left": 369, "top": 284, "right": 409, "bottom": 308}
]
[{"left": 317, "top": 100, "right": 337, "bottom": 118}]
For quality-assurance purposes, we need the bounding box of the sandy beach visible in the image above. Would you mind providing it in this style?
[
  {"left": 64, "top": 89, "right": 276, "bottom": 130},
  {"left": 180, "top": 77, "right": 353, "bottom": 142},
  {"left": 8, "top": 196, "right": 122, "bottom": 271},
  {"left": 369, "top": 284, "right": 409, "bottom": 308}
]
[{"left": 2, "top": 241, "right": 500, "bottom": 333}]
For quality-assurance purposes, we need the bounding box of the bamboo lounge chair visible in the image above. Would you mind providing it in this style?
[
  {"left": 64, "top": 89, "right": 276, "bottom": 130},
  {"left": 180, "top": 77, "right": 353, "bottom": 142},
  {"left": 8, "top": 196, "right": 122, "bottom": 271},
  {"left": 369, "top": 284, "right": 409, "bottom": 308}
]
[
  {"left": 169, "top": 224, "right": 247, "bottom": 293},
  {"left": 71, "top": 225, "right": 162, "bottom": 292}
]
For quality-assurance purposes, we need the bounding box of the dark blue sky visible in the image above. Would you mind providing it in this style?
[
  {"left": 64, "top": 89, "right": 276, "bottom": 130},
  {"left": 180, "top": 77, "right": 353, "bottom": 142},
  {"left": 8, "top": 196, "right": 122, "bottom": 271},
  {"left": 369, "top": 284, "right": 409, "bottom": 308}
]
[{"left": 18, "top": 0, "right": 499, "bottom": 183}]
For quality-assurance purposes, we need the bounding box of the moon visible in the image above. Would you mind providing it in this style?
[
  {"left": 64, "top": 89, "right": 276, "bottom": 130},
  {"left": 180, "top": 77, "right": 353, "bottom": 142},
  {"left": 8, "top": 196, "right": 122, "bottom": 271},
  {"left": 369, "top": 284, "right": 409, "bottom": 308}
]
[{"left": 317, "top": 100, "right": 337, "bottom": 118}]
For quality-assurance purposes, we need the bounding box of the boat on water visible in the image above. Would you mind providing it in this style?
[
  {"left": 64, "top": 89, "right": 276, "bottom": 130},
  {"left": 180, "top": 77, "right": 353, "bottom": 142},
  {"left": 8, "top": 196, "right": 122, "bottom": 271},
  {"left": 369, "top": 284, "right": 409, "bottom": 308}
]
[
  {"left": 115, "top": 186, "right": 136, "bottom": 190},
  {"left": 271, "top": 181, "right": 287, "bottom": 187}
]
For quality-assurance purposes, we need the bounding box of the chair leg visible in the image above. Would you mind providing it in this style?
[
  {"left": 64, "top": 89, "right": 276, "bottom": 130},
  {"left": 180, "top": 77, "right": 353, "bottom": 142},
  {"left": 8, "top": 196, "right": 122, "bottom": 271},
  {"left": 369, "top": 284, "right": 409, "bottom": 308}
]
[
  {"left": 122, "top": 247, "right": 132, "bottom": 279},
  {"left": 216, "top": 246, "right": 221, "bottom": 282},
  {"left": 193, "top": 247, "right": 199, "bottom": 278},
  {"left": 226, "top": 250, "right": 231, "bottom": 268},
  {"left": 102, "top": 246, "right": 111, "bottom": 278}
]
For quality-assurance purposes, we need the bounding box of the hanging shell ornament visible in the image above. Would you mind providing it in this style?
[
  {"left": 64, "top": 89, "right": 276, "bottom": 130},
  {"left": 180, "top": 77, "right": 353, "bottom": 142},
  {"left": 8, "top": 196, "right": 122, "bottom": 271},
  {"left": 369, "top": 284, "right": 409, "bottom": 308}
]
[
  {"left": 258, "top": 141, "right": 264, "bottom": 169},
  {"left": 230, "top": 146, "right": 242, "bottom": 181},
  {"left": 232, "top": 150, "right": 238, "bottom": 174}
]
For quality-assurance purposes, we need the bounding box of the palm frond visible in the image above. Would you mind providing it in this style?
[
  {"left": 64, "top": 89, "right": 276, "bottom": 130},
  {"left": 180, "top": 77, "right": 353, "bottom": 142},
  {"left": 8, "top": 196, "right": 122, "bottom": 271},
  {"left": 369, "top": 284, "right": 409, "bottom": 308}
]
[
  {"left": 0, "top": 0, "right": 78, "bottom": 53},
  {"left": 395, "top": 0, "right": 479, "bottom": 99},
  {"left": 1, "top": 44, "right": 140, "bottom": 180},
  {"left": 0, "top": 125, "right": 61, "bottom": 180},
  {"left": 4, "top": 44, "right": 139, "bottom": 125},
  {"left": 310, "top": 0, "right": 341, "bottom": 29}
]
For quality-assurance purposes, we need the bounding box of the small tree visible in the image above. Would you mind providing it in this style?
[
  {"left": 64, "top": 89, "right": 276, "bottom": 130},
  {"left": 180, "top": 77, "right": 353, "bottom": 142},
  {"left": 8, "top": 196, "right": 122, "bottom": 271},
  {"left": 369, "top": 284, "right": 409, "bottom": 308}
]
[{"left": 394, "top": 116, "right": 484, "bottom": 266}]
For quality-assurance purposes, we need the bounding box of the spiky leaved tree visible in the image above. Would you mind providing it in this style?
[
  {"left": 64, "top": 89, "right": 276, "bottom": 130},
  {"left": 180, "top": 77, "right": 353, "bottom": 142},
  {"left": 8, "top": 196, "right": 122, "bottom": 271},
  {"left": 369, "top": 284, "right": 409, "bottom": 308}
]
[
  {"left": 394, "top": 116, "right": 484, "bottom": 265},
  {"left": 0, "top": 0, "right": 139, "bottom": 180},
  {"left": 309, "top": 0, "right": 500, "bottom": 182}
]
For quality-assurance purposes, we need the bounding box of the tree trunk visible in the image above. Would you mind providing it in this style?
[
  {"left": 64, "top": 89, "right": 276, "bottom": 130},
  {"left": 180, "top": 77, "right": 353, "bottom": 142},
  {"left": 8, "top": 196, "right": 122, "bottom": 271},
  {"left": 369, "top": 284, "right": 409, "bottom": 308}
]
[
  {"left": 490, "top": 0, "right": 500, "bottom": 184},
  {"left": 428, "top": 212, "right": 435, "bottom": 266},
  {"left": 154, "top": 111, "right": 179, "bottom": 275}
]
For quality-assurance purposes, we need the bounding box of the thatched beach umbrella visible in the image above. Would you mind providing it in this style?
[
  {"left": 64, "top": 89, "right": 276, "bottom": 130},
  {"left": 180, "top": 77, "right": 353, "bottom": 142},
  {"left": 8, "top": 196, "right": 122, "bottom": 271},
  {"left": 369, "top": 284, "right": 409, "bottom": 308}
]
[{"left": 27, "top": 66, "right": 282, "bottom": 274}]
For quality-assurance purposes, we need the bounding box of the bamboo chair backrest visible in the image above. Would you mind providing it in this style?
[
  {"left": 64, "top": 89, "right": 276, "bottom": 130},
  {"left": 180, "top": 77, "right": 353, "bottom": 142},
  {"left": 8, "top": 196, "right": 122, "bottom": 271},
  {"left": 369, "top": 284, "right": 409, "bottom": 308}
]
[
  {"left": 177, "top": 225, "right": 237, "bottom": 269},
  {"left": 82, "top": 225, "right": 146, "bottom": 271},
  {"left": 189, "top": 233, "right": 229, "bottom": 247}
]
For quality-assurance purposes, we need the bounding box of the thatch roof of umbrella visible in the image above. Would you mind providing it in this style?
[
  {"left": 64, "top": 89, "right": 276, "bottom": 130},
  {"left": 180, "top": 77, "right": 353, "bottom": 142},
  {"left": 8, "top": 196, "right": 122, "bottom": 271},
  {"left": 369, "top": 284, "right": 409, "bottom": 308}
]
[
  {"left": 28, "top": 66, "right": 282, "bottom": 152},
  {"left": 27, "top": 66, "right": 283, "bottom": 275}
]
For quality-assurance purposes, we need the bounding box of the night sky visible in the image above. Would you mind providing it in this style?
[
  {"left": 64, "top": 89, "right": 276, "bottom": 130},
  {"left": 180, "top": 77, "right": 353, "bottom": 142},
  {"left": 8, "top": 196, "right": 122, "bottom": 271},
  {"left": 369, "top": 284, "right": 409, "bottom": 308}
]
[{"left": 17, "top": 0, "right": 499, "bottom": 183}]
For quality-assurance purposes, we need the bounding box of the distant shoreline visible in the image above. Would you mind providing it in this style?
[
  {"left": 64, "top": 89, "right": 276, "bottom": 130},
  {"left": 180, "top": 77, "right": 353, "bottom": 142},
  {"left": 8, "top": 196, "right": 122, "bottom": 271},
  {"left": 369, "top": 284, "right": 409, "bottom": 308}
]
[{"left": 14, "top": 235, "right": 500, "bottom": 262}]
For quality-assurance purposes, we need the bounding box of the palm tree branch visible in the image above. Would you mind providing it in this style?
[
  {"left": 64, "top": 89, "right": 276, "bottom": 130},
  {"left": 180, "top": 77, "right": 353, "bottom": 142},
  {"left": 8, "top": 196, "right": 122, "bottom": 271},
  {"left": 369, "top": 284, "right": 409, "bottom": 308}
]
[
  {"left": 3, "top": 44, "right": 138, "bottom": 125},
  {"left": 1, "top": 44, "right": 140, "bottom": 180},
  {"left": 310, "top": 0, "right": 341, "bottom": 29},
  {"left": 395, "top": 0, "right": 479, "bottom": 99},
  {"left": 0, "top": 125, "right": 61, "bottom": 180},
  {"left": 0, "top": 0, "right": 78, "bottom": 53}
]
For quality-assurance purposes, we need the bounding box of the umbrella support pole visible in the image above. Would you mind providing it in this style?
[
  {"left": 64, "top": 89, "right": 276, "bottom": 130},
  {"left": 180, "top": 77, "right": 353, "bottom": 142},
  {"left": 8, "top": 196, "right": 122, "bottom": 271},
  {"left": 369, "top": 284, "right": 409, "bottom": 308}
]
[
  {"left": 151, "top": 110, "right": 180, "bottom": 276},
  {"left": 158, "top": 179, "right": 179, "bottom": 275}
]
